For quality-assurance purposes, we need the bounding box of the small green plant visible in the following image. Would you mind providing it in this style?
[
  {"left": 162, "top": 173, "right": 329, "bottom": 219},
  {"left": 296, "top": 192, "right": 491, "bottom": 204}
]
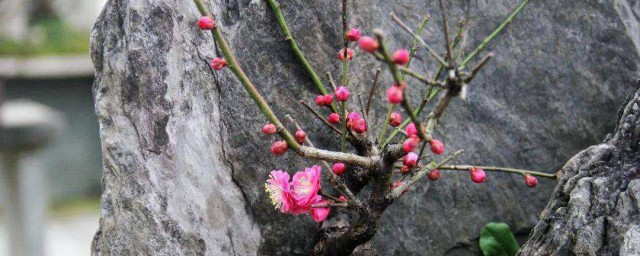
[
  {"left": 0, "top": 18, "right": 89, "bottom": 57},
  {"left": 479, "top": 222, "right": 521, "bottom": 256}
]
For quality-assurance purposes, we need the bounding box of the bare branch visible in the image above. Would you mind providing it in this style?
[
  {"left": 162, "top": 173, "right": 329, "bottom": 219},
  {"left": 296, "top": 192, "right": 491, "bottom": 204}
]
[
  {"left": 398, "top": 66, "right": 447, "bottom": 88},
  {"left": 365, "top": 68, "right": 382, "bottom": 116},
  {"left": 299, "top": 146, "right": 376, "bottom": 169},
  {"left": 300, "top": 100, "right": 342, "bottom": 135},
  {"left": 438, "top": 0, "right": 456, "bottom": 68},
  {"left": 465, "top": 52, "right": 494, "bottom": 82},
  {"left": 439, "top": 165, "right": 557, "bottom": 179}
]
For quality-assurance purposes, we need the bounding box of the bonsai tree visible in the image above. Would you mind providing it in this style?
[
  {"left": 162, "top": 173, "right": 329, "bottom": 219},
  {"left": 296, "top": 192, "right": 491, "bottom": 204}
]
[{"left": 192, "top": 0, "right": 550, "bottom": 254}]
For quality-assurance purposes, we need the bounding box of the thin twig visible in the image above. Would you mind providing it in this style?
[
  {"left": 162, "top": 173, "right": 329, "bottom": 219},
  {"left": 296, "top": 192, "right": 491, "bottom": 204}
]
[
  {"left": 398, "top": 66, "right": 446, "bottom": 88},
  {"left": 438, "top": 165, "right": 557, "bottom": 179},
  {"left": 325, "top": 72, "right": 338, "bottom": 92},
  {"left": 401, "top": 14, "right": 430, "bottom": 80},
  {"left": 390, "top": 13, "right": 449, "bottom": 68},
  {"left": 300, "top": 100, "right": 342, "bottom": 135},
  {"left": 312, "top": 202, "right": 348, "bottom": 208},
  {"left": 265, "top": 0, "right": 339, "bottom": 113},
  {"left": 460, "top": 0, "right": 529, "bottom": 69},
  {"left": 438, "top": 0, "right": 455, "bottom": 68},
  {"left": 464, "top": 52, "right": 494, "bottom": 82},
  {"left": 365, "top": 68, "right": 381, "bottom": 116}
]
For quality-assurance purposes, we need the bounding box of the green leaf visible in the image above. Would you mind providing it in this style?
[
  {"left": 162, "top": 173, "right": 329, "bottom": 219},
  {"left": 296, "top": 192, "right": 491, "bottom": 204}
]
[{"left": 479, "top": 222, "right": 520, "bottom": 256}]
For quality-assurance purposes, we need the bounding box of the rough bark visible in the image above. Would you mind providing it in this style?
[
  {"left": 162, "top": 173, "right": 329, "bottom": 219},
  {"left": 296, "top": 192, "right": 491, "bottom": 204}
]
[
  {"left": 91, "top": 0, "right": 639, "bottom": 255},
  {"left": 519, "top": 87, "right": 640, "bottom": 255}
]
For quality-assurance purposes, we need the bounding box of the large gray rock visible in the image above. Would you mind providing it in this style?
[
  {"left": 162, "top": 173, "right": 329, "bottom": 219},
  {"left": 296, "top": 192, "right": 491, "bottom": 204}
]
[
  {"left": 518, "top": 87, "right": 640, "bottom": 255},
  {"left": 90, "top": 0, "right": 639, "bottom": 255}
]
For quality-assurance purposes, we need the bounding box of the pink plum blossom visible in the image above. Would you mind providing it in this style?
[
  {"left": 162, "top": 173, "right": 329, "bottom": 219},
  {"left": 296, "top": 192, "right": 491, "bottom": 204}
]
[{"left": 291, "top": 165, "right": 322, "bottom": 207}]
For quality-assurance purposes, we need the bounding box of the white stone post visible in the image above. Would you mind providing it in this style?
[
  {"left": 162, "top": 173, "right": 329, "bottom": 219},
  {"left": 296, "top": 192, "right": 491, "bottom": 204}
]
[{"left": 0, "top": 100, "right": 63, "bottom": 256}]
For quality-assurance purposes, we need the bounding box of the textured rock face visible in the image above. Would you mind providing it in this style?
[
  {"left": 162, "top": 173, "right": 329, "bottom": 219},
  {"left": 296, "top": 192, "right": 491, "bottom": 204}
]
[
  {"left": 91, "top": 0, "right": 639, "bottom": 255},
  {"left": 518, "top": 87, "right": 640, "bottom": 255}
]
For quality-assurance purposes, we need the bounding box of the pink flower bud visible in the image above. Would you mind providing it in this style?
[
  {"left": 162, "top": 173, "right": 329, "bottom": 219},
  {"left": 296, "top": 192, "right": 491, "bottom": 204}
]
[
  {"left": 328, "top": 113, "right": 340, "bottom": 124},
  {"left": 403, "top": 152, "right": 418, "bottom": 168},
  {"left": 392, "top": 49, "right": 410, "bottom": 65},
  {"left": 358, "top": 36, "right": 379, "bottom": 52},
  {"left": 270, "top": 141, "right": 289, "bottom": 156},
  {"left": 429, "top": 139, "right": 444, "bottom": 155},
  {"left": 295, "top": 130, "right": 307, "bottom": 144},
  {"left": 210, "top": 57, "right": 227, "bottom": 70},
  {"left": 428, "top": 169, "right": 440, "bottom": 181},
  {"left": 351, "top": 118, "right": 367, "bottom": 133},
  {"left": 470, "top": 167, "right": 486, "bottom": 183},
  {"left": 338, "top": 48, "right": 354, "bottom": 61},
  {"left": 338, "top": 195, "right": 348, "bottom": 202},
  {"left": 335, "top": 86, "right": 350, "bottom": 101},
  {"left": 389, "top": 112, "right": 403, "bottom": 127},
  {"left": 402, "top": 136, "right": 419, "bottom": 153},
  {"left": 262, "top": 123, "right": 277, "bottom": 135},
  {"left": 406, "top": 123, "right": 418, "bottom": 137},
  {"left": 315, "top": 95, "right": 326, "bottom": 106},
  {"left": 332, "top": 163, "right": 346, "bottom": 175},
  {"left": 346, "top": 112, "right": 361, "bottom": 129},
  {"left": 346, "top": 28, "right": 361, "bottom": 41},
  {"left": 197, "top": 16, "right": 215, "bottom": 30},
  {"left": 323, "top": 94, "right": 334, "bottom": 105},
  {"left": 400, "top": 165, "right": 410, "bottom": 174},
  {"left": 386, "top": 86, "right": 403, "bottom": 104},
  {"left": 525, "top": 174, "right": 538, "bottom": 187}
]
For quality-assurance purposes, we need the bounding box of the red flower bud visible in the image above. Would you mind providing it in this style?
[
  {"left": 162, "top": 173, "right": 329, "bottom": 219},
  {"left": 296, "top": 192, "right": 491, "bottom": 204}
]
[
  {"left": 428, "top": 169, "right": 440, "bottom": 181},
  {"left": 406, "top": 123, "right": 418, "bottom": 137},
  {"left": 338, "top": 48, "right": 354, "bottom": 61},
  {"left": 392, "top": 49, "right": 410, "bottom": 65},
  {"left": 403, "top": 152, "right": 418, "bottom": 168},
  {"left": 315, "top": 95, "right": 326, "bottom": 106},
  {"left": 346, "top": 28, "right": 361, "bottom": 41},
  {"left": 332, "top": 163, "right": 346, "bottom": 175},
  {"left": 270, "top": 141, "right": 289, "bottom": 156},
  {"left": 210, "top": 57, "right": 227, "bottom": 70},
  {"left": 351, "top": 118, "right": 367, "bottom": 133},
  {"left": 328, "top": 113, "right": 340, "bottom": 124},
  {"left": 262, "top": 123, "right": 277, "bottom": 135},
  {"left": 429, "top": 139, "right": 444, "bottom": 155},
  {"left": 323, "top": 94, "right": 334, "bottom": 105},
  {"left": 358, "top": 36, "right": 379, "bottom": 52},
  {"left": 525, "top": 174, "right": 538, "bottom": 187},
  {"left": 402, "top": 136, "right": 419, "bottom": 153},
  {"left": 389, "top": 112, "right": 403, "bottom": 127},
  {"left": 470, "top": 167, "right": 486, "bottom": 183},
  {"left": 295, "top": 130, "right": 307, "bottom": 144},
  {"left": 197, "top": 16, "right": 215, "bottom": 30},
  {"left": 386, "top": 86, "right": 403, "bottom": 104},
  {"left": 400, "top": 165, "right": 410, "bottom": 174},
  {"left": 335, "top": 86, "right": 350, "bottom": 101}
]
